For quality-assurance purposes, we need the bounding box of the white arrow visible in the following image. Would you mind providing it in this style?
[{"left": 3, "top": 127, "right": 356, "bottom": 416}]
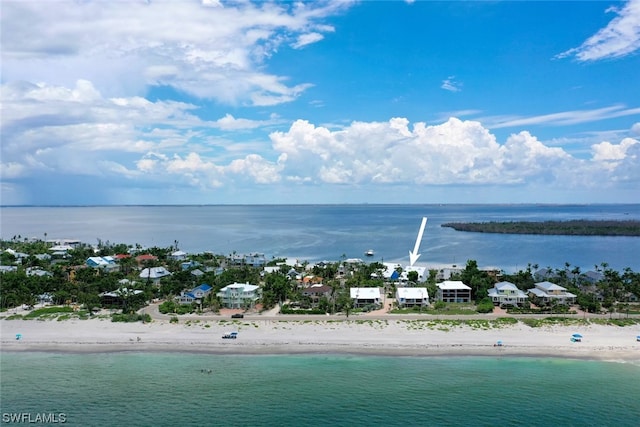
[{"left": 409, "top": 217, "right": 428, "bottom": 267}]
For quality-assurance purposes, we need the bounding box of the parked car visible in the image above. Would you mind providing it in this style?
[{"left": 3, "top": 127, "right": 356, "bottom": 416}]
[
  {"left": 231, "top": 313, "right": 244, "bottom": 318},
  {"left": 222, "top": 332, "right": 238, "bottom": 339}
]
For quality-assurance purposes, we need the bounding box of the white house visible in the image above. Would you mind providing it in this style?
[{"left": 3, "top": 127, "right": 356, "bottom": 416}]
[
  {"left": 487, "top": 281, "right": 528, "bottom": 307},
  {"left": 402, "top": 265, "right": 427, "bottom": 282},
  {"left": 217, "top": 282, "right": 260, "bottom": 309},
  {"left": 139, "top": 266, "right": 172, "bottom": 284},
  {"left": 396, "top": 287, "right": 429, "bottom": 308},
  {"left": 170, "top": 250, "right": 188, "bottom": 261},
  {"left": 436, "top": 280, "right": 472, "bottom": 303},
  {"left": 350, "top": 287, "right": 381, "bottom": 309},
  {"left": 25, "top": 267, "right": 52, "bottom": 277},
  {"left": 527, "top": 281, "right": 576, "bottom": 306}
]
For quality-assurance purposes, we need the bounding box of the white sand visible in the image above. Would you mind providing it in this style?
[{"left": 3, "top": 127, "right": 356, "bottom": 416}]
[{"left": 2, "top": 317, "right": 639, "bottom": 361}]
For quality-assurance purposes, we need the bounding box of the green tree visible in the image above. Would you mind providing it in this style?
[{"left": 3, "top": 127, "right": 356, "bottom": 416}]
[
  {"left": 262, "top": 273, "right": 291, "bottom": 308},
  {"left": 407, "top": 270, "right": 419, "bottom": 283}
]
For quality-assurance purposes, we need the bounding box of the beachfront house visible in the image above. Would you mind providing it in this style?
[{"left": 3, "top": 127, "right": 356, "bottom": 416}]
[
  {"left": 100, "top": 287, "right": 144, "bottom": 307},
  {"left": 301, "top": 284, "right": 333, "bottom": 307},
  {"left": 177, "top": 284, "right": 212, "bottom": 305},
  {"left": 396, "top": 287, "right": 429, "bottom": 308},
  {"left": 436, "top": 281, "right": 472, "bottom": 303},
  {"left": 487, "top": 281, "right": 528, "bottom": 307},
  {"left": 139, "top": 266, "right": 172, "bottom": 285},
  {"left": 350, "top": 287, "right": 382, "bottom": 309},
  {"left": 527, "top": 281, "right": 577, "bottom": 306},
  {"left": 403, "top": 265, "right": 426, "bottom": 282},
  {"left": 217, "top": 282, "right": 261, "bottom": 309}
]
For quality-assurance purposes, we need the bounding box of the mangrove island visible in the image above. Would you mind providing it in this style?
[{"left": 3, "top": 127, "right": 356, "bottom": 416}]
[{"left": 441, "top": 219, "right": 640, "bottom": 236}]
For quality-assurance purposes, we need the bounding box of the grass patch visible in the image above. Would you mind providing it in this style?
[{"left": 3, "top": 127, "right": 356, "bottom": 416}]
[
  {"left": 590, "top": 318, "right": 640, "bottom": 327},
  {"left": 521, "top": 317, "right": 589, "bottom": 328},
  {"left": 23, "top": 306, "right": 74, "bottom": 319},
  {"left": 5, "top": 314, "right": 24, "bottom": 320}
]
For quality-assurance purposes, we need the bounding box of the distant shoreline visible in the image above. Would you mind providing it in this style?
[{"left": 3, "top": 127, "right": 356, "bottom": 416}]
[{"left": 442, "top": 219, "right": 640, "bottom": 236}]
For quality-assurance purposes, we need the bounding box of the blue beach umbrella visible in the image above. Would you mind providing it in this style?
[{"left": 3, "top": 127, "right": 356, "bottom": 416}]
[
  {"left": 572, "top": 333, "right": 583, "bottom": 338},
  {"left": 15, "top": 333, "right": 22, "bottom": 340}
]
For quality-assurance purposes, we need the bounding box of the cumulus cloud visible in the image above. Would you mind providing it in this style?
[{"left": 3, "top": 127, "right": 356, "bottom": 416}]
[
  {"left": 1, "top": 0, "right": 351, "bottom": 104},
  {"left": 2, "top": 79, "right": 638, "bottom": 202},
  {"left": 557, "top": 0, "right": 640, "bottom": 61},
  {"left": 592, "top": 138, "right": 639, "bottom": 161},
  {"left": 270, "top": 117, "right": 574, "bottom": 186}
]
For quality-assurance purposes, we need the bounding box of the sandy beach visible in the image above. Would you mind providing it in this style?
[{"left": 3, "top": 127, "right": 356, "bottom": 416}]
[{"left": 2, "top": 315, "right": 639, "bottom": 362}]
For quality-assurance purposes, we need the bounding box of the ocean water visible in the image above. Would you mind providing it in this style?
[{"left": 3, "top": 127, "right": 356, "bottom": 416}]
[
  {"left": 1, "top": 204, "right": 639, "bottom": 272},
  {"left": 1, "top": 352, "right": 639, "bottom": 427}
]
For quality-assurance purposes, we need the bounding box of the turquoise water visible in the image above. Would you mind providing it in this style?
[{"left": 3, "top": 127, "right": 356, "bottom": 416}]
[{"left": 1, "top": 352, "right": 639, "bottom": 426}]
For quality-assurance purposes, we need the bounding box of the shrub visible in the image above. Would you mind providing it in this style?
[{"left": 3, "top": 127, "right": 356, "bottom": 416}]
[
  {"left": 280, "top": 304, "right": 326, "bottom": 315},
  {"left": 111, "top": 313, "right": 151, "bottom": 323},
  {"left": 476, "top": 301, "right": 495, "bottom": 314}
]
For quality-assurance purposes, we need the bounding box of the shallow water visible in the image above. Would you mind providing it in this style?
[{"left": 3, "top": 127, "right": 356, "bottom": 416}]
[{"left": 1, "top": 352, "right": 639, "bottom": 427}]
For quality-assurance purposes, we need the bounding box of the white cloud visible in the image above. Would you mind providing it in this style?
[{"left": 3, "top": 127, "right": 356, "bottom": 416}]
[
  {"left": 270, "top": 117, "right": 575, "bottom": 186},
  {"left": 557, "top": 0, "right": 640, "bottom": 61},
  {"left": 441, "top": 76, "right": 462, "bottom": 92},
  {"left": 214, "top": 114, "right": 280, "bottom": 131},
  {"left": 591, "top": 137, "right": 639, "bottom": 161},
  {"left": 0, "top": 162, "right": 27, "bottom": 179},
  {"left": 484, "top": 105, "right": 640, "bottom": 129},
  {"left": 0, "top": 0, "right": 351, "bottom": 104},
  {"left": 292, "top": 32, "right": 325, "bottom": 49},
  {"left": 2, "top": 77, "right": 638, "bottom": 201}
]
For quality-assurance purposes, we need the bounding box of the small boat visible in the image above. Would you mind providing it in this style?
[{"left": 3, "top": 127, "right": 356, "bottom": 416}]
[{"left": 365, "top": 249, "right": 375, "bottom": 257}]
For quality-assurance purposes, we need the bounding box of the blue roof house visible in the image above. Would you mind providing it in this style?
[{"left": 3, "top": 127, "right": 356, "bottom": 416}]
[{"left": 177, "top": 284, "right": 213, "bottom": 305}]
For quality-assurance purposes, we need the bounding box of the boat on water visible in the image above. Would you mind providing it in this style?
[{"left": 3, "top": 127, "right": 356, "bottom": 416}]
[{"left": 365, "top": 249, "right": 375, "bottom": 257}]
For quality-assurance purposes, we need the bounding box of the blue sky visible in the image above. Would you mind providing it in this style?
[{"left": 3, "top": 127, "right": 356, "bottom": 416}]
[{"left": 1, "top": 0, "right": 639, "bottom": 205}]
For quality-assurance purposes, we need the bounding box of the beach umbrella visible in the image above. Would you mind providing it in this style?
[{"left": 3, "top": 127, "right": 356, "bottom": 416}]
[
  {"left": 15, "top": 333, "right": 22, "bottom": 340},
  {"left": 572, "top": 333, "right": 583, "bottom": 338}
]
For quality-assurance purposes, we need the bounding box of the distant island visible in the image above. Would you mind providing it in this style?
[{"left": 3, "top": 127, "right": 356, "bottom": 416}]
[{"left": 441, "top": 219, "right": 640, "bottom": 236}]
